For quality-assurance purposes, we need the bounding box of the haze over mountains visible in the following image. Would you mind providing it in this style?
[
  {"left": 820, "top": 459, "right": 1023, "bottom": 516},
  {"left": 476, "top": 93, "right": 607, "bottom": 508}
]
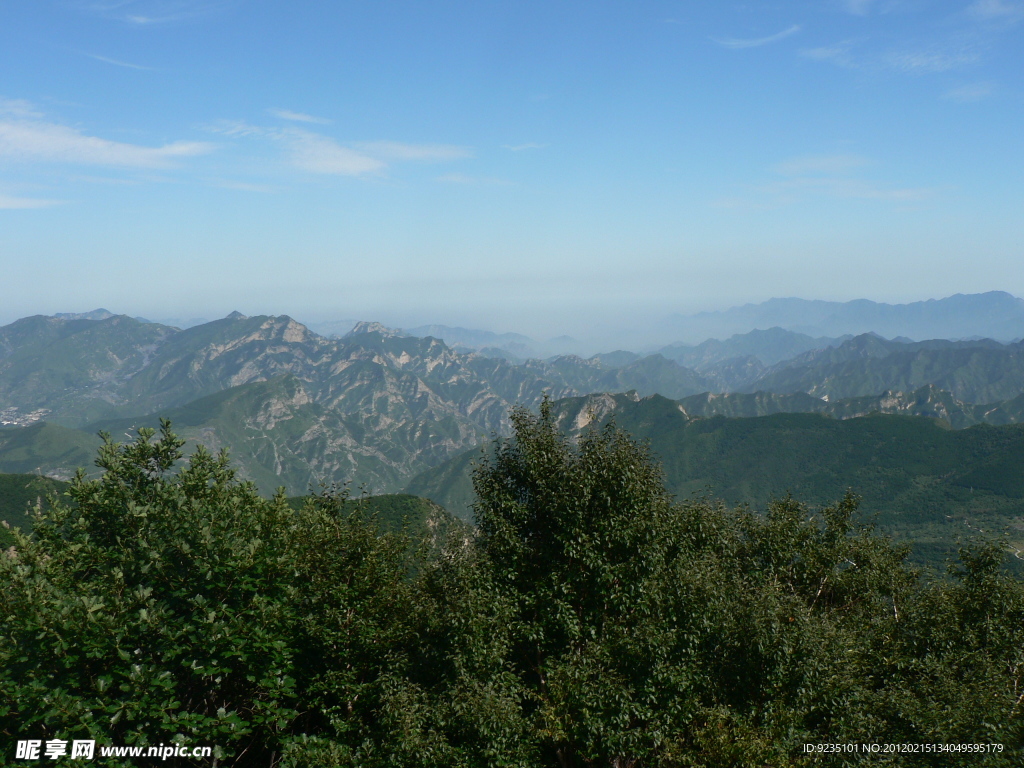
[
  {"left": 1, "top": 291, "right": 1023, "bottom": 537},
  {"left": 665, "top": 291, "right": 1024, "bottom": 345},
  {"left": 346, "top": 291, "right": 1024, "bottom": 356}
]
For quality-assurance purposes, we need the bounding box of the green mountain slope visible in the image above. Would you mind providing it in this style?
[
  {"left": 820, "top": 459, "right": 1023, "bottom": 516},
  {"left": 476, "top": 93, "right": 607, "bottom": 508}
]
[
  {"left": 0, "top": 314, "right": 178, "bottom": 425},
  {"left": 409, "top": 394, "right": 1024, "bottom": 570},
  {"left": 6, "top": 311, "right": 1024, "bottom": 511},
  {"left": 0, "top": 423, "right": 102, "bottom": 479},
  {"left": 520, "top": 353, "right": 713, "bottom": 399},
  {"left": 750, "top": 334, "right": 1024, "bottom": 403},
  {"left": 0, "top": 472, "right": 69, "bottom": 548},
  {"left": 402, "top": 447, "right": 483, "bottom": 524},
  {"left": 0, "top": 313, "right": 716, "bottom": 431},
  {"left": 285, "top": 492, "right": 470, "bottom": 551},
  {"left": 675, "top": 385, "right": 1024, "bottom": 428},
  {"left": 0, "top": 312, "right": 721, "bottom": 494},
  {"left": 659, "top": 327, "right": 845, "bottom": 369},
  {"left": 89, "top": 375, "right": 490, "bottom": 495}
]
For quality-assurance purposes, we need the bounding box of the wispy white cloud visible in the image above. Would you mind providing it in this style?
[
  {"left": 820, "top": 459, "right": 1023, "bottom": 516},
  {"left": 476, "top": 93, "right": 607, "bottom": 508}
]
[
  {"left": 269, "top": 109, "right": 331, "bottom": 125},
  {"left": 842, "top": 0, "right": 923, "bottom": 15},
  {"left": 803, "top": 38, "right": 980, "bottom": 74},
  {"left": 284, "top": 130, "right": 384, "bottom": 176},
  {"left": 0, "top": 102, "right": 212, "bottom": 168},
  {"left": 79, "top": 0, "right": 236, "bottom": 25},
  {"left": 800, "top": 42, "right": 858, "bottom": 68},
  {"left": 943, "top": 81, "right": 996, "bottom": 102},
  {"left": 502, "top": 142, "right": 548, "bottom": 152},
  {"left": 0, "top": 99, "right": 43, "bottom": 119},
  {"left": 0, "top": 122, "right": 211, "bottom": 167},
  {"left": 207, "top": 118, "right": 470, "bottom": 177},
  {"left": 206, "top": 119, "right": 266, "bottom": 138},
  {"left": 967, "top": 0, "right": 1024, "bottom": 22},
  {"left": 0, "top": 194, "right": 61, "bottom": 209},
  {"left": 881, "top": 47, "right": 979, "bottom": 73},
  {"left": 713, "top": 25, "right": 802, "bottom": 50},
  {"left": 844, "top": 0, "right": 877, "bottom": 16},
  {"left": 357, "top": 141, "right": 471, "bottom": 162},
  {"left": 86, "top": 53, "right": 152, "bottom": 70}
]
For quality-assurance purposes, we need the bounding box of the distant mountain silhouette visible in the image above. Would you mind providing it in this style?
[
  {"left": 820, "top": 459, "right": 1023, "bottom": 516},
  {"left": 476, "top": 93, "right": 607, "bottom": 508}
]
[{"left": 667, "top": 292, "right": 1024, "bottom": 343}]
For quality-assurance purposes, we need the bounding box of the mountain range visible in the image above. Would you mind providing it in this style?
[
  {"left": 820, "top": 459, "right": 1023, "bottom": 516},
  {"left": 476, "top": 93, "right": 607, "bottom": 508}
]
[
  {"left": 407, "top": 394, "right": 1024, "bottom": 572},
  {"left": 3, "top": 294, "right": 1024, "bottom": 502},
  {"left": 666, "top": 291, "right": 1024, "bottom": 343}
]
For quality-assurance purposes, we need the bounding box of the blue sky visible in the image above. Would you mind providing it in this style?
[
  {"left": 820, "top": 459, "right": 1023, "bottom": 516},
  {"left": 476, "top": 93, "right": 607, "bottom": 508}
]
[{"left": 1, "top": 0, "right": 1022, "bottom": 342}]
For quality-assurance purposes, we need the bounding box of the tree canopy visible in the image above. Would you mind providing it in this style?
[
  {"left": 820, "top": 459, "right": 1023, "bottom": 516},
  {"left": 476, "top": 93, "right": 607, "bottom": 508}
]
[{"left": 1, "top": 411, "right": 1022, "bottom": 766}]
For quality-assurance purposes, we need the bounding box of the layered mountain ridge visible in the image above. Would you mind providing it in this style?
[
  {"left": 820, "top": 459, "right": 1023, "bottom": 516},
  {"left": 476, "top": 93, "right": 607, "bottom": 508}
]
[
  {"left": 4, "top": 300, "right": 1024, "bottom": 498},
  {"left": 668, "top": 291, "right": 1024, "bottom": 343}
]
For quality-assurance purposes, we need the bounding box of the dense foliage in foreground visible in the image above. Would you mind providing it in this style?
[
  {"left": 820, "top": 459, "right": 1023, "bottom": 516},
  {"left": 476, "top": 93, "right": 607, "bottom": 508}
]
[{"left": 2, "top": 413, "right": 1023, "bottom": 767}]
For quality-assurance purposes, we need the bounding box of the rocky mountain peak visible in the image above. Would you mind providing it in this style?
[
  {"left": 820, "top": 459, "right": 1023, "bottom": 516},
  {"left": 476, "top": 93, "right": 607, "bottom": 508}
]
[
  {"left": 344, "top": 321, "right": 405, "bottom": 338},
  {"left": 54, "top": 309, "right": 116, "bottom": 321}
]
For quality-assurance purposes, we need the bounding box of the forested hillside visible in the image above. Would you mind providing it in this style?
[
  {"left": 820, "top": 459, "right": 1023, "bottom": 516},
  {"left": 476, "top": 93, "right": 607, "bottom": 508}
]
[
  {"left": 6, "top": 312, "right": 1024, "bottom": 500},
  {"left": 409, "top": 394, "right": 1024, "bottom": 572},
  {"left": 3, "top": 417, "right": 1021, "bottom": 766},
  {"left": 0, "top": 472, "right": 67, "bottom": 549}
]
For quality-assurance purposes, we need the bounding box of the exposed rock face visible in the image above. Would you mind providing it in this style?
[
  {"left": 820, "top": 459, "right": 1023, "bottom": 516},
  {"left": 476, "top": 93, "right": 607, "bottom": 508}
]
[
  {"left": 748, "top": 334, "right": 1024, "bottom": 404},
  {"left": 0, "top": 314, "right": 585, "bottom": 493},
  {"left": 6, "top": 312, "right": 1024, "bottom": 496},
  {"left": 344, "top": 321, "right": 404, "bottom": 338},
  {"left": 551, "top": 386, "right": 1024, "bottom": 433}
]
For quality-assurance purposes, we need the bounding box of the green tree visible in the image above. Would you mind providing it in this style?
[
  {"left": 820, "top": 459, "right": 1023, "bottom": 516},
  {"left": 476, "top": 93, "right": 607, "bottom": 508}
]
[
  {"left": 470, "top": 400, "right": 1024, "bottom": 766},
  {"left": 4, "top": 410, "right": 1022, "bottom": 767},
  {"left": 0, "top": 422, "right": 297, "bottom": 765},
  {"left": 473, "top": 400, "right": 703, "bottom": 765},
  {"left": 282, "top": 486, "right": 430, "bottom": 766},
  {"left": 282, "top": 485, "right": 539, "bottom": 768}
]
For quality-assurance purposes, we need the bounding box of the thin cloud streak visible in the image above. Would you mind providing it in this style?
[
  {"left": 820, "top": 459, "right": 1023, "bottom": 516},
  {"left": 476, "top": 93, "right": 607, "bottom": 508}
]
[
  {"left": 943, "top": 82, "right": 996, "bottom": 102},
  {"left": 269, "top": 109, "right": 331, "bottom": 124},
  {"left": 86, "top": 53, "right": 152, "bottom": 70},
  {"left": 802, "top": 40, "right": 980, "bottom": 74},
  {"left": 357, "top": 141, "right": 471, "bottom": 161},
  {"left": 713, "top": 25, "right": 801, "bottom": 50},
  {"left": 0, "top": 99, "right": 44, "bottom": 119},
  {"left": 206, "top": 120, "right": 471, "bottom": 176},
  {"left": 881, "top": 47, "right": 980, "bottom": 73},
  {"left": 206, "top": 119, "right": 266, "bottom": 138},
  {"left": 0, "top": 117, "right": 212, "bottom": 168},
  {"left": 801, "top": 43, "right": 857, "bottom": 68},
  {"left": 844, "top": 0, "right": 876, "bottom": 16},
  {"left": 285, "top": 130, "right": 384, "bottom": 176},
  {"left": 967, "top": 0, "right": 1024, "bottom": 22},
  {"left": 0, "top": 194, "right": 61, "bottom": 209},
  {"left": 78, "top": 0, "right": 238, "bottom": 25}
]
